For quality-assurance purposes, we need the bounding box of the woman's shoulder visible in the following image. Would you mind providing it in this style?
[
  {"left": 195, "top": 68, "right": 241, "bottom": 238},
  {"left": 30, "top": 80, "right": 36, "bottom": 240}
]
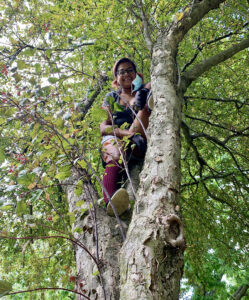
[
  {"left": 104, "top": 90, "right": 120, "bottom": 99},
  {"left": 102, "top": 90, "right": 121, "bottom": 107}
]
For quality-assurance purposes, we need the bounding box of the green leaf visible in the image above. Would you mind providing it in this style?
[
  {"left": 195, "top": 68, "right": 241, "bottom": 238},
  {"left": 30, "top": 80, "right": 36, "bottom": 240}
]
[
  {"left": 35, "top": 63, "right": 41, "bottom": 73},
  {"left": 0, "top": 205, "right": 14, "bottom": 211},
  {"left": 67, "top": 212, "right": 75, "bottom": 225},
  {"left": 78, "top": 160, "right": 87, "bottom": 169},
  {"left": 52, "top": 215, "right": 60, "bottom": 222},
  {"left": 0, "top": 148, "right": 5, "bottom": 163},
  {"left": 74, "top": 186, "right": 83, "bottom": 196},
  {"left": 23, "top": 48, "right": 36, "bottom": 56},
  {"left": 55, "top": 170, "right": 71, "bottom": 180},
  {"left": 17, "top": 174, "right": 36, "bottom": 187},
  {"left": 55, "top": 118, "right": 64, "bottom": 129},
  {"left": 76, "top": 200, "right": 84, "bottom": 207},
  {"left": 17, "top": 60, "right": 27, "bottom": 70},
  {"left": 92, "top": 270, "right": 99, "bottom": 277},
  {"left": 45, "top": 49, "right": 52, "bottom": 59},
  {"left": 16, "top": 200, "right": 28, "bottom": 216},
  {"left": 13, "top": 73, "right": 22, "bottom": 83},
  {"left": 73, "top": 227, "right": 83, "bottom": 233},
  {"left": 0, "top": 280, "right": 12, "bottom": 297},
  {"left": 48, "top": 77, "right": 58, "bottom": 84}
]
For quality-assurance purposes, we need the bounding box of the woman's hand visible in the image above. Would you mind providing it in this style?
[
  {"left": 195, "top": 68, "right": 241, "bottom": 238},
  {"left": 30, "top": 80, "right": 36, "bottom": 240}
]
[
  {"left": 100, "top": 121, "right": 133, "bottom": 138},
  {"left": 114, "top": 127, "right": 134, "bottom": 138}
]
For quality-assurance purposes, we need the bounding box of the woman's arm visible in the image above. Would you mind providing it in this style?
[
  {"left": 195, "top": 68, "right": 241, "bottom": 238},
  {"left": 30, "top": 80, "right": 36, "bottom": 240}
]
[
  {"left": 99, "top": 107, "right": 133, "bottom": 138},
  {"left": 100, "top": 120, "right": 133, "bottom": 138}
]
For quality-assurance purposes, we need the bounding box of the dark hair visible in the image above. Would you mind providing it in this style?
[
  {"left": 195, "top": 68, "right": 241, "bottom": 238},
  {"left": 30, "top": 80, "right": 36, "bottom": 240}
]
[{"left": 112, "top": 58, "right": 137, "bottom": 77}]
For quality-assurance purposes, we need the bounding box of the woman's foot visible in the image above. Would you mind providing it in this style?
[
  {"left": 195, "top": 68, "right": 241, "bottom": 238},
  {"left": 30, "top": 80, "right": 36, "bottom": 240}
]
[{"left": 107, "top": 188, "right": 129, "bottom": 216}]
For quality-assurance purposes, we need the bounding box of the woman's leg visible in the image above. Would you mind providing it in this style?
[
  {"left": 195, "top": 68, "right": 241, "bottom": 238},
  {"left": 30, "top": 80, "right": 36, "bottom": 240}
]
[
  {"left": 101, "top": 139, "right": 124, "bottom": 205},
  {"left": 101, "top": 138, "right": 129, "bottom": 216}
]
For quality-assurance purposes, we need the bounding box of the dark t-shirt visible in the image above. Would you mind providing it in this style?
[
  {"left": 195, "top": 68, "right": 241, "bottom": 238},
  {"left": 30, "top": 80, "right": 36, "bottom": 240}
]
[{"left": 102, "top": 90, "right": 139, "bottom": 129}]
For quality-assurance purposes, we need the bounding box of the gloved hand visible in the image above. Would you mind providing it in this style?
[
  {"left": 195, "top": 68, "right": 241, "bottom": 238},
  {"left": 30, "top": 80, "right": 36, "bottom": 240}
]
[
  {"left": 134, "top": 88, "right": 150, "bottom": 110},
  {"left": 129, "top": 134, "right": 147, "bottom": 157}
]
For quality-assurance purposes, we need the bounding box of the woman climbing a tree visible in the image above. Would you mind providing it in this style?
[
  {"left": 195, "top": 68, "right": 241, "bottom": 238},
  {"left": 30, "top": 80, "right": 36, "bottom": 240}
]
[{"left": 100, "top": 58, "right": 152, "bottom": 216}]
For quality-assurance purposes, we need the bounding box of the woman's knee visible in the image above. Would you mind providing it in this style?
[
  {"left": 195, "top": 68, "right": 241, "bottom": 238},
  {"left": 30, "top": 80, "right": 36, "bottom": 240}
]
[{"left": 102, "top": 141, "right": 122, "bottom": 163}]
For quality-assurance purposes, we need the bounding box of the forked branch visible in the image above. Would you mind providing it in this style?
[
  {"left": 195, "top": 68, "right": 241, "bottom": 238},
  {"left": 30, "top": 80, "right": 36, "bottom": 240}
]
[{"left": 181, "top": 38, "right": 249, "bottom": 91}]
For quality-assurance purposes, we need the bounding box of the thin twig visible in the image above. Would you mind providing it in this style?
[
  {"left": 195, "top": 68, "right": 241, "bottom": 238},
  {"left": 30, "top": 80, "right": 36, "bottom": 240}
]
[
  {"left": 0, "top": 235, "right": 98, "bottom": 265},
  {"left": 4, "top": 94, "right": 127, "bottom": 241},
  {"left": 7, "top": 287, "right": 90, "bottom": 299}
]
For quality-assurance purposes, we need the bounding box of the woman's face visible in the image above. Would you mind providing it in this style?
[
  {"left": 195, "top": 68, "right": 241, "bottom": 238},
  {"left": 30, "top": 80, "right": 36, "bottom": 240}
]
[{"left": 116, "top": 62, "right": 136, "bottom": 89}]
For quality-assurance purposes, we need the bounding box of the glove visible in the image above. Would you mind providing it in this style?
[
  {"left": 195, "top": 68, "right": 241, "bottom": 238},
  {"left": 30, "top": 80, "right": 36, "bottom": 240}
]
[
  {"left": 134, "top": 88, "right": 150, "bottom": 110},
  {"left": 129, "top": 134, "right": 147, "bottom": 157}
]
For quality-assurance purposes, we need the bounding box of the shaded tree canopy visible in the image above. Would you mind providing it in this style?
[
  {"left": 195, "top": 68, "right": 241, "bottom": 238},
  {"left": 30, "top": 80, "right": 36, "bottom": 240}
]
[{"left": 0, "top": 0, "right": 248, "bottom": 299}]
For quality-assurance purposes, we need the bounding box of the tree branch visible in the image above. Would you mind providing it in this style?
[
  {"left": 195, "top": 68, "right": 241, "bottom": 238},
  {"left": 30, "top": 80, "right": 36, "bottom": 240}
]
[
  {"left": 189, "top": 131, "right": 249, "bottom": 180},
  {"left": 186, "top": 115, "right": 249, "bottom": 140},
  {"left": 172, "top": 0, "right": 226, "bottom": 44},
  {"left": 181, "top": 172, "right": 233, "bottom": 188},
  {"left": 182, "top": 22, "right": 249, "bottom": 72},
  {"left": 0, "top": 235, "right": 98, "bottom": 266},
  {"left": 79, "top": 75, "right": 108, "bottom": 119},
  {"left": 184, "top": 96, "right": 249, "bottom": 108},
  {"left": 181, "top": 37, "right": 249, "bottom": 90},
  {"left": 181, "top": 121, "right": 207, "bottom": 167},
  {"left": 134, "top": 0, "right": 153, "bottom": 52},
  {"left": 2, "top": 41, "right": 95, "bottom": 65},
  {"left": 118, "top": 0, "right": 153, "bottom": 52},
  {"left": 230, "top": 284, "right": 249, "bottom": 300},
  {"left": 7, "top": 287, "right": 90, "bottom": 299}
]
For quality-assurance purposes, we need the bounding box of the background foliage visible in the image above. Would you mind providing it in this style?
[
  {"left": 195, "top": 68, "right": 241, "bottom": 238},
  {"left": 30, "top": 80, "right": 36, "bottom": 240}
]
[{"left": 0, "top": 0, "right": 248, "bottom": 299}]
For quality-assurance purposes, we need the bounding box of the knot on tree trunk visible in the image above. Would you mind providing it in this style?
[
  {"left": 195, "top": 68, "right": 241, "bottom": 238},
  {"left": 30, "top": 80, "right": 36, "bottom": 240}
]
[{"left": 161, "top": 214, "right": 185, "bottom": 248}]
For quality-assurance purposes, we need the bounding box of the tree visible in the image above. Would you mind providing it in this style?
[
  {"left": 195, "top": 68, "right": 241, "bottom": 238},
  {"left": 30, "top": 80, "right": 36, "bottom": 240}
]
[{"left": 0, "top": 0, "right": 248, "bottom": 299}]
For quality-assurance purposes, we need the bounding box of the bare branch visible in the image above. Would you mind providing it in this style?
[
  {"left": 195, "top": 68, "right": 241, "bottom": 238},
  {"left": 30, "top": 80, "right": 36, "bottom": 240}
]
[
  {"left": 0, "top": 235, "right": 98, "bottom": 265},
  {"left": 181, "top": 172, "right": 233, "bottom": 188},
  {"left": 181, "top": 121, "right": 207, "bottom": 167},
  {"left": 116, "top": 0, "right": 142, "bottom": 21},
  {"left": 25, "top": 41, "right": 95, "bottom": 52},
  {"left": 7, "top": 287, "right": 90, "bottom": 299},
  {"left": 1, "top": 41, "right": 95, "bottom": 65},
  {"left": 230, "top": 284, "right": 249, "bottom": 300},
  {"left": 79, "top": 75, "right": 108, "bottom": 119},
  {"left": 181, "top": 37, "right": 249, "bottom": 90},
  {"left": 184, "top": 96, "right": 249, "bottom": 108},
  {"left": 182, "top": 22, "right": 249, "bottom": 72},
  {"left": 185, "top": 114, "right": 245, "bottom": 134},
  {"left": 189, "top": 131, "right": 249, "bottom": 180},
  {"left": 118, "top": 0, "right": 153, "bottom": 51}
]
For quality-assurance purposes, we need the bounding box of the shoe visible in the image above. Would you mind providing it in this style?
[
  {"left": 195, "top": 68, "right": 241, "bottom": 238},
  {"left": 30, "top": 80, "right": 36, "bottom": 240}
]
[
  {"left": 147, "top": 90, "right": 154, "bottom": 111},
  {"left": 107, "top": 188, "right": 129, "bottom": 216}
]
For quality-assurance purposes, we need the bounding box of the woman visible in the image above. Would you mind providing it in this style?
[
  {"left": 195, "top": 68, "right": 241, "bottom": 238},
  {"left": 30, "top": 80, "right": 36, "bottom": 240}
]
[{"left": 100, "top": 58, "right": 151, "bottom": 216}]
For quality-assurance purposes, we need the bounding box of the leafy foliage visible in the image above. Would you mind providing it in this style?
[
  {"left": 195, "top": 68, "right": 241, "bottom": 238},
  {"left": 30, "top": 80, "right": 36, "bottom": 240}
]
[{"left": 0, "top": 0, "right": 248, "bottom": 299}]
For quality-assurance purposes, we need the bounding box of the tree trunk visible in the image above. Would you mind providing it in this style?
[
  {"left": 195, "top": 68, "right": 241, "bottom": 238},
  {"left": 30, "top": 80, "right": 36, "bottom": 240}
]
[
  {"left": 66, "top": 35, "right": 185, "bottom": 300},
  {"left": 64, "top": 163, "right": 143, "bottom": 300},
  {"left": 64, "top": 169, "right": 123, "bottom": 300},
  {"left": 119, "top": 36, "right": 185, "bottom": 299}
]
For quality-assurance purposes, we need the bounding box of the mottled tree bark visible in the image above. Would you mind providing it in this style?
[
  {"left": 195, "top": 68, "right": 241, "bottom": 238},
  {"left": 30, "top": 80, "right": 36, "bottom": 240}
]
[
  {"left": 119, "top": 35, "right": 185, "bottom": 300},
  {"left": 63, "top": 169, "right": 123, "bottom": 300},
  {"left": 64, "top": 164, "right": 142, "bottom": 300}
]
